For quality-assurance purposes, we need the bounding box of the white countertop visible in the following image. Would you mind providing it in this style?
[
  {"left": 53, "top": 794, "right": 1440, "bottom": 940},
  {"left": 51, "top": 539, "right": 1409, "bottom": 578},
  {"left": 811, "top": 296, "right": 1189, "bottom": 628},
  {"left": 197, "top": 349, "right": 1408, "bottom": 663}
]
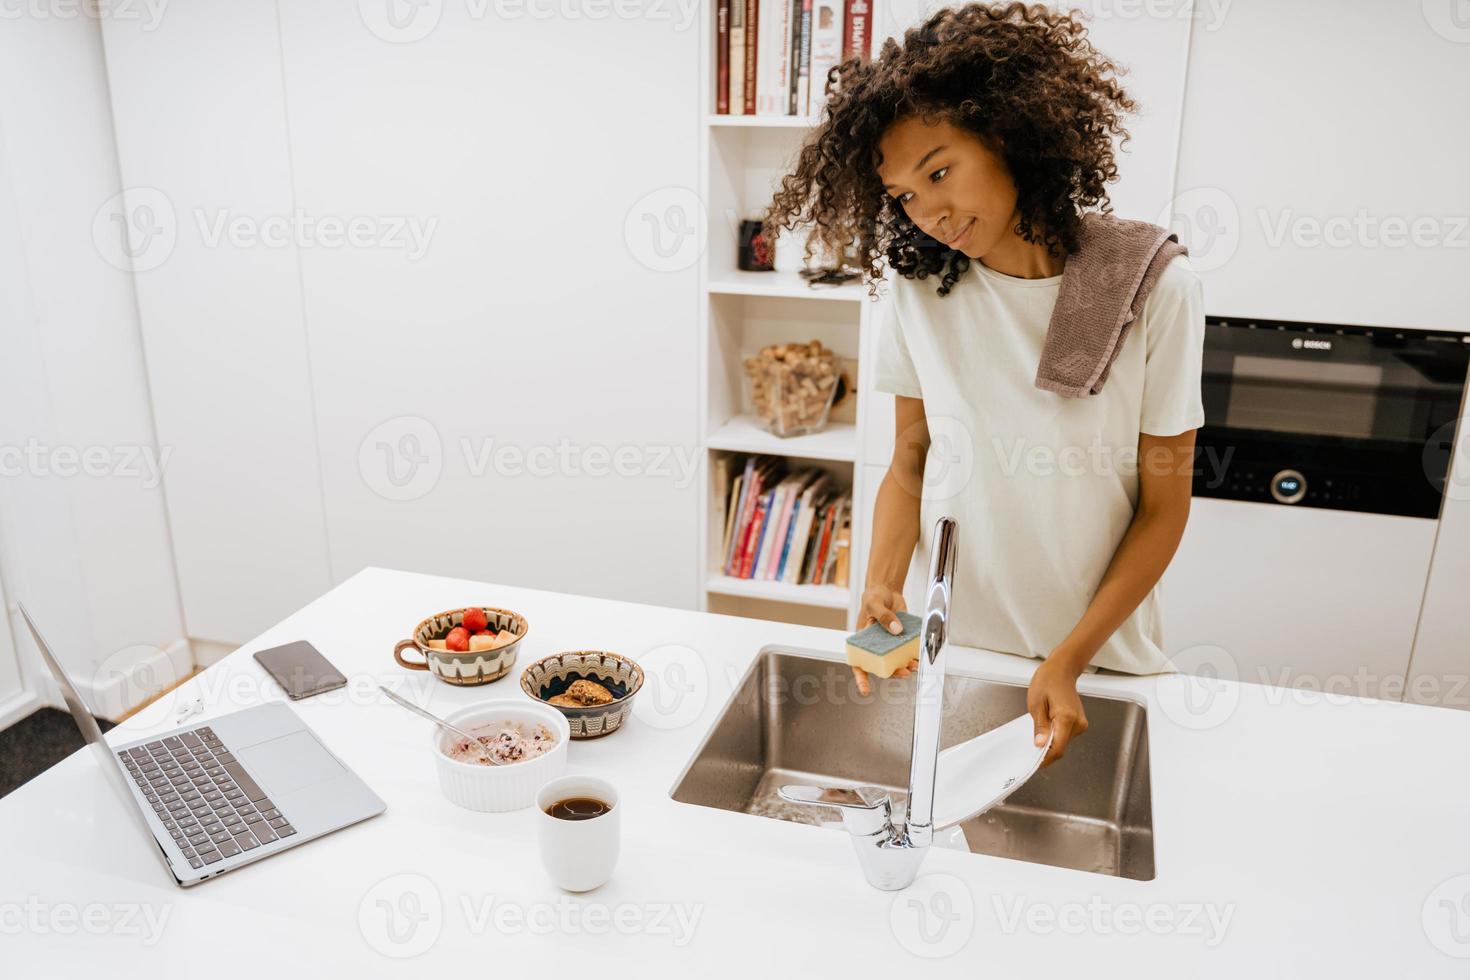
[{"left": 3, "top": 566, "right": 1468, "bottom": 976}]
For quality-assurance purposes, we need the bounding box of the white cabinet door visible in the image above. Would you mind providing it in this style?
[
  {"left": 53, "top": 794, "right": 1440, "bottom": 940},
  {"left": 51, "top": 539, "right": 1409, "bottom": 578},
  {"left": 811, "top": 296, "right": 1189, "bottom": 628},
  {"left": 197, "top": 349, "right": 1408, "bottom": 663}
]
[
  {"left": 1173, "top": 2, "right": 1470, "bottom": 330},
  {"left": 1407, "top": 395, "right": 1470, "bottom": 710},
  {"left": 99, "top": 9, "right": 334, "bottom": 645},
  {"left": 1162, "top": 498, "right": 1437, "bottom": 700}
]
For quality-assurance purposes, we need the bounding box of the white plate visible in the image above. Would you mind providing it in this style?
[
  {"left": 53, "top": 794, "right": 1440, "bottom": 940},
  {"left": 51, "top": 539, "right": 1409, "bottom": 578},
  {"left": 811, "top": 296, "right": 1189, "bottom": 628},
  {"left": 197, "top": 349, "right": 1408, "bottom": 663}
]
[{"left": 932, "top": 714, "right": 1053, "bottom": 830}]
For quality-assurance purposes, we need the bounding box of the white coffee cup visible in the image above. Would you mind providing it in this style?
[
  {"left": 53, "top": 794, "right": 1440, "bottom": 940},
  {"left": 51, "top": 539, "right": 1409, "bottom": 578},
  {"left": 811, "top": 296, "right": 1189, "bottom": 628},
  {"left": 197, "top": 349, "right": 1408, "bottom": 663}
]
[{"left": 535, "top": 774, "right": 620, "bottom": 892}]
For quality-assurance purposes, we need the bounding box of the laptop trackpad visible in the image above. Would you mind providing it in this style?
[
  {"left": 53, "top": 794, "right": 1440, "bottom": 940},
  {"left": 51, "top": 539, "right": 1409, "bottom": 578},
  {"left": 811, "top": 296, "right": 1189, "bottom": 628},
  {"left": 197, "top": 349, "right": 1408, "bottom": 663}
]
[{"left": 235, "top": 730, "right": 344, "bottom": 796}]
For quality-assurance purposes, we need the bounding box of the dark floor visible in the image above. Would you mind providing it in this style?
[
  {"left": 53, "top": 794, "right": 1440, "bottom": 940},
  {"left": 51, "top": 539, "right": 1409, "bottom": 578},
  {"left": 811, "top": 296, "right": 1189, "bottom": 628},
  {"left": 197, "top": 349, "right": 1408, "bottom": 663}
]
[{"left": 0, "top": 708, "right": 114, "bottom": 799}]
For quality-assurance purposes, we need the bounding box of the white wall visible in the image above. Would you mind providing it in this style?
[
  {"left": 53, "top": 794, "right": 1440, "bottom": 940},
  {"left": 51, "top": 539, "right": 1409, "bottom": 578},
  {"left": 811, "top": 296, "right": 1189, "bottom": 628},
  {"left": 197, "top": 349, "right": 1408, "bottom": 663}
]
[
  {"left": 100, "top": 1, "right": 703, "bottom": 645},
  {"left": 278, "top": 4, "right": 701, "bottom": 605},
  {"left": 0, "top": 12, "right": 188, "bottom": 717}
]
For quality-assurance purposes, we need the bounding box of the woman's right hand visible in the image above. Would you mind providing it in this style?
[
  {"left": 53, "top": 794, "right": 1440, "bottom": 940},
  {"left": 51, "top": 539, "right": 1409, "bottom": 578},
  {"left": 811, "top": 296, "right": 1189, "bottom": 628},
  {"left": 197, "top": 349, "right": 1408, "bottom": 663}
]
[{"left": 852, "top": 586, "right": 918, "bottom": 696}]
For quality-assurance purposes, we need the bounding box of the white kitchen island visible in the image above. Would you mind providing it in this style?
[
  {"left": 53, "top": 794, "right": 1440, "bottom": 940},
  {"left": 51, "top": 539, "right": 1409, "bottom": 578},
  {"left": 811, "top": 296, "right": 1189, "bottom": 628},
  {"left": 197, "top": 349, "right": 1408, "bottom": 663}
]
[{"left": 2, "top": 566, "right": 1467, "bottom": 977}]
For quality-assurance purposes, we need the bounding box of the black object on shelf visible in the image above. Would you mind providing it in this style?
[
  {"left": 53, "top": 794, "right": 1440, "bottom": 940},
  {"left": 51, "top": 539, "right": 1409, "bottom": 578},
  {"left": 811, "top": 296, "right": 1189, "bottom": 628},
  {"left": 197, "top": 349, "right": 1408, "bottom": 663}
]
[
  {"left": 799, "top": 266, "right": 861, "bottom": 289},
  {"left": 738, "top": 219, "right": 774, "bottom": 271}
]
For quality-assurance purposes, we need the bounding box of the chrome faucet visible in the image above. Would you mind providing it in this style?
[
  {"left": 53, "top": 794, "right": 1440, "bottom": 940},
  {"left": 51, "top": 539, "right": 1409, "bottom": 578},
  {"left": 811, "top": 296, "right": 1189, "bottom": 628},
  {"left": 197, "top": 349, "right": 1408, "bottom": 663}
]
[{"left": 778, "top": 516, "right": 958, "bottom": 891}]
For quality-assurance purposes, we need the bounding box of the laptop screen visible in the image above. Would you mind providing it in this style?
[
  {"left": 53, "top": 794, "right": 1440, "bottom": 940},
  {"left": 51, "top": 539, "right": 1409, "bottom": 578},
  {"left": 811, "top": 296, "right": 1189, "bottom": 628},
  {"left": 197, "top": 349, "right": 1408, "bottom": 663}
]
[{"left": 18, "top": 603, "right": 177, "bottom": 878}]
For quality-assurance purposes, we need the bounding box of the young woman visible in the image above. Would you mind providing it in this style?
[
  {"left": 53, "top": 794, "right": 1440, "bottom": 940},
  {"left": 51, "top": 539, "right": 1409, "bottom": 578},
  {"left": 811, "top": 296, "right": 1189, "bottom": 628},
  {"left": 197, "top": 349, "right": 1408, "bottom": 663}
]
[{"left": 763, "top": 3, "right": 1205, "bottom": 767}]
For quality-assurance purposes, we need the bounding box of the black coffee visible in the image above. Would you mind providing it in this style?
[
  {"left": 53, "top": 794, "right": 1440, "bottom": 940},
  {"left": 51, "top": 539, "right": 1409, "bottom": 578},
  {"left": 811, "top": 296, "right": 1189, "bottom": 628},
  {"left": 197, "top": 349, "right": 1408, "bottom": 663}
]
[{"left": 546, "top": 796, "right": 612, "bottom": 820}]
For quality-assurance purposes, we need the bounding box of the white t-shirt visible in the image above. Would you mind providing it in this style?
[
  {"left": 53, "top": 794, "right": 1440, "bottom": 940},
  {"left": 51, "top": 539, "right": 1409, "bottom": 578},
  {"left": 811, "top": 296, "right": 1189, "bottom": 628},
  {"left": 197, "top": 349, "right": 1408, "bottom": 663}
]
[{"left": 872, "top": 253, "right": 1205, "bottom": 675}]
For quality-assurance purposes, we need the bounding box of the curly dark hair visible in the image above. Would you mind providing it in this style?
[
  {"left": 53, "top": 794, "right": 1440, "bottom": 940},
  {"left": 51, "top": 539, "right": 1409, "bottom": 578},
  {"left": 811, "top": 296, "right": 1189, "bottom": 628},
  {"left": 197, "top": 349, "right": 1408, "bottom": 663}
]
[{"left": 762, "top": 2, "right": 1137, "bottom": 298}]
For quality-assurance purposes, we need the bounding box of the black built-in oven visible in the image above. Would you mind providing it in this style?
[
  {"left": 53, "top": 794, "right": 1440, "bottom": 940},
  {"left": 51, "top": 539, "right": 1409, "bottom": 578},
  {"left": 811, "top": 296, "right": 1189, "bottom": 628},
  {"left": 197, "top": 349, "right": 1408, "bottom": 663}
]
[{"left": 1193, "top": 316, "right": 1470, "bottom": 519}]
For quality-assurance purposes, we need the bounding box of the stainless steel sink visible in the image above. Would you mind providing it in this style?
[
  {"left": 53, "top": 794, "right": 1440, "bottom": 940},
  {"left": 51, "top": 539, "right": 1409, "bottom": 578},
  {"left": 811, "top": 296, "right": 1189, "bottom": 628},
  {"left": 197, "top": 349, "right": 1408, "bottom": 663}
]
[{"left": 671, "top": 649, "right": 1155, "bottom": 880}]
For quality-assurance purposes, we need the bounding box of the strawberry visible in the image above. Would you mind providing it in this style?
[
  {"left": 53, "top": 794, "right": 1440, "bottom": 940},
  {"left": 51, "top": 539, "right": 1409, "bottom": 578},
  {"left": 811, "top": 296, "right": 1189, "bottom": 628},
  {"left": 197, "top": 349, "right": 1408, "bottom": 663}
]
[
  {"left": 461, "top": 608, "right": 488, "bottom": 633},
  {"left": 445, "top": 626, "right": 470, "bottom": 652}
]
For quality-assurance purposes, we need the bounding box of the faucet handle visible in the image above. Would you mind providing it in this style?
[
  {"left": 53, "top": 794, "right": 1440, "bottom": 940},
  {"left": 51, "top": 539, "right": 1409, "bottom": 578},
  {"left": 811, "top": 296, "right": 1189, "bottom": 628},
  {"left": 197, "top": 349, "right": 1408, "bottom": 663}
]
[{"left": 777, "top": 784, "right": 895, "bottom": 839}]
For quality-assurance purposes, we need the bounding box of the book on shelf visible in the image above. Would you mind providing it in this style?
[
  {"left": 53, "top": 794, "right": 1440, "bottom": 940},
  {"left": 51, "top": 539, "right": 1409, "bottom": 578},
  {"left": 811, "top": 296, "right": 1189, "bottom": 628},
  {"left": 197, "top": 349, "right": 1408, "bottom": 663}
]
[
  {"left": 743, "top": 0, "right": 758, "bottom": 114},
  {"left": 718, "top": 455, "right": 850, "bottom": 587},
  {"left": 841, "top": 0, "right": 870, "bottom": 62},
  {"left": 728, "top": 1, "right": 746, "bottom": 116},
  {"left": 715, "top": 0, "right": 871, "bottom": 118},
  {"left": 716, "top": 1, "right": 730, "bottom": 114},
  {"left": 808, "top": 0, "right": 843, "bottom": 114}
]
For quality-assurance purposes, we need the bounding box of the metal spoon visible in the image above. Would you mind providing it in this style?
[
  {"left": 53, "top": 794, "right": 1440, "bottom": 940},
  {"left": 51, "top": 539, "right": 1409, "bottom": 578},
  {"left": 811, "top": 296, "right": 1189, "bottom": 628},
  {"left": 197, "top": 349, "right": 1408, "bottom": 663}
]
[{"left": 378, "top": 685, "right": 500, "bottom": 766}]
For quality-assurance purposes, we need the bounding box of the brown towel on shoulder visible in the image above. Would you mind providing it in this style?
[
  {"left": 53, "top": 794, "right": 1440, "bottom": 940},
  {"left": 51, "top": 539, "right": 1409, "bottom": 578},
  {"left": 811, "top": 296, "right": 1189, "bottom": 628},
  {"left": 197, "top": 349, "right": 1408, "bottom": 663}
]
[{"left": 1034, "top": 212, "right": 1188, "bottom": 398}]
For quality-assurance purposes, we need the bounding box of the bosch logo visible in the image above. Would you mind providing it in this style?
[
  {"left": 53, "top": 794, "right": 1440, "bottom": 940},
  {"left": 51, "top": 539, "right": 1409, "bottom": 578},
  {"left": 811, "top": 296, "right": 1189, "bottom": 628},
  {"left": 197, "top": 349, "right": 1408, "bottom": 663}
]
[{"left": 1291, "top": 337, "right": 1332, "bottom": 351}]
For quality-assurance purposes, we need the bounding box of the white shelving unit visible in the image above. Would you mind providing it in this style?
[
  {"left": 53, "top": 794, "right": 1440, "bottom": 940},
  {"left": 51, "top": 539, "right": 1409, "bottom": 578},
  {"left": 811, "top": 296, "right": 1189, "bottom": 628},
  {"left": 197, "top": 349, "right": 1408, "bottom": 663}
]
[
  {"left": 706, "top": 416, "right": 857, "bottom": 462},
  {"left": 695, "top": 7, "right": 885, "bottom": 631}
]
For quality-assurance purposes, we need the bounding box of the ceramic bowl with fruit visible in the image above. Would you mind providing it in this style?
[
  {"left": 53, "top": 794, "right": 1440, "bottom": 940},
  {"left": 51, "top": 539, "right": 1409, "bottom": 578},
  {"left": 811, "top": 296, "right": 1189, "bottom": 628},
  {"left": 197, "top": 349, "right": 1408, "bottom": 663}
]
[
  {"left": 519, "top": 651, "right": 644, "bottom": 739},
  {"left": 394, "top": 606, "right": 528, "bottom": 686}
]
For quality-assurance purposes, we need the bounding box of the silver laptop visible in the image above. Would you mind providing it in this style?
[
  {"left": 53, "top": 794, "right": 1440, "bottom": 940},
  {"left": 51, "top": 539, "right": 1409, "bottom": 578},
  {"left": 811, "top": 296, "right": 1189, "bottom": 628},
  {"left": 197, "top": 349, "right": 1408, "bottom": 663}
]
[{"left": 20, "top": 602, "right": 386, "bottom": 887}]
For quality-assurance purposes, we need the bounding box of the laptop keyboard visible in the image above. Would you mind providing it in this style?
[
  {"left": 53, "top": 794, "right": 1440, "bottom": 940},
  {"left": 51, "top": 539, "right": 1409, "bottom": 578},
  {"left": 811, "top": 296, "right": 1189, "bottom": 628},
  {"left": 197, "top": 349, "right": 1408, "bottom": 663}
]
[{"left": 118, "top": 726, "right": 297, "bottom": 870}]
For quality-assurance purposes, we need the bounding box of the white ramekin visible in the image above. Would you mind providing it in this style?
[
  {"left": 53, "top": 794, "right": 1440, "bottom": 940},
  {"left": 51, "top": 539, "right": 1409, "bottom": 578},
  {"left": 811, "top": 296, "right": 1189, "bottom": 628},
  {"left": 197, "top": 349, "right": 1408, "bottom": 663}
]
[{"left": 432, "top": 698, "right": 571, "bottom": 811}]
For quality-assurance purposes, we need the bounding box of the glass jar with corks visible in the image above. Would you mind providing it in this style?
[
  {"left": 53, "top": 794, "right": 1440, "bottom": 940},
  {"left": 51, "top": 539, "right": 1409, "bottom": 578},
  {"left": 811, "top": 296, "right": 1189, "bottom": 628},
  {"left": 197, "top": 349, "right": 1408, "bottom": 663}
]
[{"left": 743, "top": 339, "right": 848, "bottom": 437}]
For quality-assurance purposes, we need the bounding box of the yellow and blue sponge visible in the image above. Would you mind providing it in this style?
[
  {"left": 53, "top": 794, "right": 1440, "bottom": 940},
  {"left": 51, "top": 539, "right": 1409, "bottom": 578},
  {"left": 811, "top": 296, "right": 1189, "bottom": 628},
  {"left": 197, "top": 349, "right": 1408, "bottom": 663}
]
[{"left": 845, "top": 611, "right": 922, "bottom": 678}]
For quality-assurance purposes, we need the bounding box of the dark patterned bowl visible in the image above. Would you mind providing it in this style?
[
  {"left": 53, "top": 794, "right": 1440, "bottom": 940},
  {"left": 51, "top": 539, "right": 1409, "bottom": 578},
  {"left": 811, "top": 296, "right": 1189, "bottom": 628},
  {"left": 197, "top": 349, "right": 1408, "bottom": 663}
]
[
  {"left": 393, "top": 606, "right": 528, "bottom": 686},
  {"left": 519, "top": 651, "right": 644, "bottom": 739}
]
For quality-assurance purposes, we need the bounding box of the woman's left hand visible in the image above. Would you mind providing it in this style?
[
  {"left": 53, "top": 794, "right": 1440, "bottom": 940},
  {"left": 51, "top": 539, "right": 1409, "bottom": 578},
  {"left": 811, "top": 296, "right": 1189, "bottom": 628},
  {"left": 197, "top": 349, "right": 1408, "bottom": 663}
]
[{"left": 1027, "top": 654, "right": 1089, "bottom": 768}]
